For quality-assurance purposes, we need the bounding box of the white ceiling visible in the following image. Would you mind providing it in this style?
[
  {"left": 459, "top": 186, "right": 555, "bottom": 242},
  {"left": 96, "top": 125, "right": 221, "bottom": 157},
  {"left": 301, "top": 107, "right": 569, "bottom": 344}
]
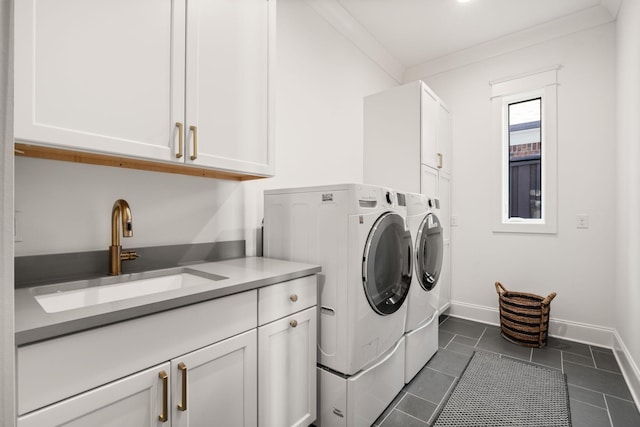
[{"left": 330, "top": 0, "right": 620, "bottom": 70}]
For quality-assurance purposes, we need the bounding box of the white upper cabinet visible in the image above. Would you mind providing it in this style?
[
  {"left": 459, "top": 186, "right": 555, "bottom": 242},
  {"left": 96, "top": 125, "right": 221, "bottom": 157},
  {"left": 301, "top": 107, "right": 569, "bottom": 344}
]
[
  {"left": 184, "top": 0, "right": 274, "bottom": 176},
  {"left": 14, "top": 0, "right": 274, "bottom": 177},
  {"left": 420, "top": 87, "right": 439, "bottom": 171},
  {"left": 437, "top": 102, "right": 452, "bottom": 174},
  {"left": 14, "top": 0, "right": 183, "bottom": 162},
  {"left": 421, "top": 84, "right": 451, "bottom": 175},
  {"left": 363, "top": 80, "right": 451, "bottom": 192}
]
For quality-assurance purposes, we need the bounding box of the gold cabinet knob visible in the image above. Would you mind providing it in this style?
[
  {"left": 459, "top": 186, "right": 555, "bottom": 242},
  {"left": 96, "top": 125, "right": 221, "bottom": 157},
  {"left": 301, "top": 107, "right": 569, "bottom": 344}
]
[
  {"left": 290, "top": 294, "right": 298, "bottom": 302},
  {"left": 289, "top": 319, "right": 298, "bottom": 328}
]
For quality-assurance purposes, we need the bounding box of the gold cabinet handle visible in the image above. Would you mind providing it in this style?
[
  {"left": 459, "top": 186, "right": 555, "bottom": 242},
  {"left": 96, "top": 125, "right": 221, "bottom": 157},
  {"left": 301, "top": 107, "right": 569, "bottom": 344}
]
[
  {"left": 290, "top": 319, "right": 298, "bottom": 328},
  {"left": 190, "top": 126, "right": 198, "bottom": 160},
  {"left": 290, "top": 294, "right": 298, "bottom": 302},
  {"left": 437, "top": 153, "right": 443, "bottom": 169},
  {"left": 158, "top": 371, "right": 168, "bottom": 423},
  {"left": 175, "top": 122, "right": 184, "bottom": 159},
  {"left": 177, "top": 362, "right": 187, "bottom": 411}
]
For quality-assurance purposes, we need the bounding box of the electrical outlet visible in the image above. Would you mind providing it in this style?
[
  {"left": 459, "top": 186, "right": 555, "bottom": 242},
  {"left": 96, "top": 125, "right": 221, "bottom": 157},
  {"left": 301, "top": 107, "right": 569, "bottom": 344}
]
[
  {"left": 451, "top": 215, "right": 459, "bottom": 227},
  {"left": 576, "top": 214, "right": 589, "bottom": 229}
]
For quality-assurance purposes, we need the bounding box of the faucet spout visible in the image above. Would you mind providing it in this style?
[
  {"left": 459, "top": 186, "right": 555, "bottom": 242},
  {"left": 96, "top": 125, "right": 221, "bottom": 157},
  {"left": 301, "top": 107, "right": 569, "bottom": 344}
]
[
  {"left": 109, "top": 199, "right": 138, "bottom": 275},
  {"left": 111, "top": 199, "right": 133, "bottom": 245}
]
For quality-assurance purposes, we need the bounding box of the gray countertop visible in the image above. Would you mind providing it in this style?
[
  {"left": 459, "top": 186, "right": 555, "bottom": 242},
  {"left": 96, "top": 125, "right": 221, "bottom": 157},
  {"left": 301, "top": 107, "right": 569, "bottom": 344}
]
[{"left": 15, "top": 257, "right": 321, "bottom": 346}]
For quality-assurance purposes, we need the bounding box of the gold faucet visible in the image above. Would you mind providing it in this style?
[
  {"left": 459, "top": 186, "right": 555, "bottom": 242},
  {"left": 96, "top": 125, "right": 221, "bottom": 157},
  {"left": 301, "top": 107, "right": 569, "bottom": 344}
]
[{"left": 109, "top": 199, "right": 139, "bottom": 275}]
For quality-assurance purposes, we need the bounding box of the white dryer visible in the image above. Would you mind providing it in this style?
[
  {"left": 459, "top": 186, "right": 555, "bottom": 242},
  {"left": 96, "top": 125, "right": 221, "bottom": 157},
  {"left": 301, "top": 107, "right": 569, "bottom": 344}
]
[
  {"left": 404, "top": 192, "right": 444, "bottom": 383},
  {"left": 264, "top": 183, "right": 412, "bottom": 427}
]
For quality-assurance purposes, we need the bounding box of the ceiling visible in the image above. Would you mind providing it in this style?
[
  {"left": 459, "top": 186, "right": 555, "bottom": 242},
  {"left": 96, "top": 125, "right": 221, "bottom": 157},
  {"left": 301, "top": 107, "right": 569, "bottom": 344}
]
[{"left": 329, "top": 0, "right": 620, "bottom": 70}]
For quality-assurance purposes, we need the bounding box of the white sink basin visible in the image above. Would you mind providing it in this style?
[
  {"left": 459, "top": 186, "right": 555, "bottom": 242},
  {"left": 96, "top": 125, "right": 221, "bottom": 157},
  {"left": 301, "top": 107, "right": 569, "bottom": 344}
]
[{"left": 35, "top": 273, "right": 225, "bottom": 313}]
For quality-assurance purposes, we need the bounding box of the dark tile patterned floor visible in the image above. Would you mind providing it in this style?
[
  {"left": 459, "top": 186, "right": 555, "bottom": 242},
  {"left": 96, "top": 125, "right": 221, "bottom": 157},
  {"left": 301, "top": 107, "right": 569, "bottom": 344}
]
[{"left": 373, "top": 315, "right": 640, "bottom": 427}]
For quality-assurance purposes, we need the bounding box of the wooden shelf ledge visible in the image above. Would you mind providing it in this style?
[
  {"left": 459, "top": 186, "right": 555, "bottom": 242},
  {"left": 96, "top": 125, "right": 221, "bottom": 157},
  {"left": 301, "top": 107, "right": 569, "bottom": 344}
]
[{"left": 14, "top": 143, "right": 268, "bottom": 181}]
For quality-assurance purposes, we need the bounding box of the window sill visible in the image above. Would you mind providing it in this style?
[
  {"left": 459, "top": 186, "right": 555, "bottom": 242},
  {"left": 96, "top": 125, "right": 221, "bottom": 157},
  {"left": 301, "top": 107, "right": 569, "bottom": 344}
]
[{"left": 493, "top": 221, "right": 557, "bottom": 234}]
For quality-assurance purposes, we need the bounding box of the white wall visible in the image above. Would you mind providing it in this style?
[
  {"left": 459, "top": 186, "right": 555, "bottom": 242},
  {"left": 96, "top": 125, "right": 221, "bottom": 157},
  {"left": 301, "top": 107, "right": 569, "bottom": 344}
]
[
  {"left": 411, "top": 24, "right": 617, "bottom": 337},
  {"left": 615, "top": 0, "right": 640, "bottom": 401},
  {"left": 14, "top": 0, "right": 397, "bottom": 257},
  {"left": 15, "top": 158, "right": 246, "bottom": 255},
  {"left": 242, "top": 0, "right": 397, "bottom": 254}
]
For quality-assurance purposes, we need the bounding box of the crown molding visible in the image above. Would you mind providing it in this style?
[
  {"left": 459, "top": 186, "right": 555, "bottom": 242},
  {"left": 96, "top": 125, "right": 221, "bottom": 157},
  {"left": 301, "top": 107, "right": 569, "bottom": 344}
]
[
  {"left": 601, "top": 0, "right": 622, "bottom": 18},
  {"left": 303, "top": 0, "right": 405, "bottom": 83},
  {"left": 404, "top": 5, "right": 616, "bottom": 81}
]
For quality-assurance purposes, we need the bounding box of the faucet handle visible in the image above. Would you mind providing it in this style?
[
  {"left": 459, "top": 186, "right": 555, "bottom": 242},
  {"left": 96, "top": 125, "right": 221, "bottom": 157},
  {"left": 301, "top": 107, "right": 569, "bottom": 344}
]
[{"left": 121, "top": 250, "right": 139, "bottom": 261}]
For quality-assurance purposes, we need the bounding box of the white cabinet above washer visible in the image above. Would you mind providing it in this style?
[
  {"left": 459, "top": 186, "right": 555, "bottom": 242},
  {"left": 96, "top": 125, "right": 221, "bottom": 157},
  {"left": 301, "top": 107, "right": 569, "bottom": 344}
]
[{"left": 363, "top": 80, "right": 451, "bottom": 193}]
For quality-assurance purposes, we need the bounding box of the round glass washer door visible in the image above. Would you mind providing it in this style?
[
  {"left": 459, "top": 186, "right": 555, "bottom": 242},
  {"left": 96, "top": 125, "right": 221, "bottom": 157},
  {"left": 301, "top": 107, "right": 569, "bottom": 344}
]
[
  {"left": 415, "top": 212, "right": 443, "bottom": 291},
  {"left": 362, "top": 212, "right": 413, "bottom": 315}
]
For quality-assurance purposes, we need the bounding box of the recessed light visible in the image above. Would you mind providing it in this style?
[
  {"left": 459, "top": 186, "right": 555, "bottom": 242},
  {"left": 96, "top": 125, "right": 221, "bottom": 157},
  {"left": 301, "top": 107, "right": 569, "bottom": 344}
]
[{"left": 457, "top": 0, "right": 472, "bottom": 3}]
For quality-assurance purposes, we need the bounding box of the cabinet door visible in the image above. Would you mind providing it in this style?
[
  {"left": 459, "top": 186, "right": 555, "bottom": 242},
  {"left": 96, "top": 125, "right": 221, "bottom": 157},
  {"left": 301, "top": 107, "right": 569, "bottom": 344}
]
[
  {"left": 17, "top": 362, "right": 170, "bottom": 427},
  {"left": 172, "top": 329, "right": 257, "bottom": 427},
  {"left": 184, "top": 0, "right": 275, "bottom": 176},
  {"left": 14, "top": 0, "right": 186, "bottom": 162},
  {"left": 437, "top": 103, "right": 452, "bottom": 174},
  {"left": 438, "top": 171, "right": 451, "bottom": 241},
  {"left": 439, "top": 240, "right": 451, "bottom": 314},
  {"left": 420, "top": 85, "right": 439, "bottom": 170},
  {"left": 258, "top": 307, "right": 317, "bottom": 427},
  {"left": 421, "top": 164, "right": 438, "bottom": 197}
]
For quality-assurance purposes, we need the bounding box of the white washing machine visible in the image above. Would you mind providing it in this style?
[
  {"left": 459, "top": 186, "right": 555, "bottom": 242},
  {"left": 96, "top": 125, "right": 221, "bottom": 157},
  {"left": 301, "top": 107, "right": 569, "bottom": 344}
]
[
  {"left": 264, "top": 183, "right": 412, "bottom": 427},
  {"left": 404, "top": 192, "right": 444, "bottom": 383}
]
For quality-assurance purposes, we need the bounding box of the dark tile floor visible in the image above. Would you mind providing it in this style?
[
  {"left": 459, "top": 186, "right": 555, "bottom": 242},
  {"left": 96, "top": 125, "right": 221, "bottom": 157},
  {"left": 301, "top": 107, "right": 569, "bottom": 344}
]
[{"left": 373, "top": 315, "right": 640, "bottom": 427}]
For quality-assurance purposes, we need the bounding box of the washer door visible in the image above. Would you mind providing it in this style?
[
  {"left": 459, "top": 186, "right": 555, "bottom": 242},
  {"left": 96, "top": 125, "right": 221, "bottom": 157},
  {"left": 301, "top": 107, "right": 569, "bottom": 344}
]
[
  {"left": 416, "top": 213, "right": 444, "bottom": 291},
  {"left": 362, "top": 212, "right": 413, "bottom": 315}
]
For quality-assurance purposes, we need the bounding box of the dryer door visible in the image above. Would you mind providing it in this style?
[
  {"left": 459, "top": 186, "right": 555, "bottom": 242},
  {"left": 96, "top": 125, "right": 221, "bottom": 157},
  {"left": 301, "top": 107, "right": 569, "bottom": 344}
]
[
  {"left": 362, "top": 212, "right": 413, "bottom": 315},
  {"left": 416, "top": 213, "right": 444, "bottom": 291}
]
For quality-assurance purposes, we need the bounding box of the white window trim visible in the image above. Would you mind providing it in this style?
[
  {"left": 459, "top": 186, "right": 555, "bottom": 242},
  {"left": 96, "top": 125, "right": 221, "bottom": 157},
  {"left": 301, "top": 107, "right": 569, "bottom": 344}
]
[{"left": 491, "top": 67, "right": 559, "bottom": 234}]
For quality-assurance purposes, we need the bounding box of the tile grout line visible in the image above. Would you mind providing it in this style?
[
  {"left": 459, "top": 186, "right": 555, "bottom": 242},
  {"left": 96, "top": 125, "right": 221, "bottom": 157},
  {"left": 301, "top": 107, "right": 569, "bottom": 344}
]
[
  {"left": 442, "top": 332, "right": 455, "bottom": 348},
  {"left": 476, "top": 326, "right": 487, "bottom": 346},
  {"left": 428, "top": 375, "right": 459, "bottom": 425},
  {"left": 564, "top": 359, "right": 626, "bottom": 377},
  {"left": 603, "top": 394, "right": 615, "bottom": 427},
  {"left": 589, "top": 344, "right": 598, "bottom": 370},
  {"left": 404, "top": 389, "right": 446, "bottom": 407},
  {"left": 568, "top": 396, "right": 608, "bottom": 411},
  {"left": 569, "top": 378, "right": 621, "bottom": 409},
  {"left": 563, "top": 359, "right": 631, "bottom": 399},
  {"left": 443, "top": 343, "right": 483, "bottom": 359},
  {"left": 602, "top": 392, "right": 638, "bottom": 404},
  {"left": 392, "top": 408, "right": 430, "bottom": 426},
  {"left": 376, "top": 391, "right": 407, "bottom": 427}
]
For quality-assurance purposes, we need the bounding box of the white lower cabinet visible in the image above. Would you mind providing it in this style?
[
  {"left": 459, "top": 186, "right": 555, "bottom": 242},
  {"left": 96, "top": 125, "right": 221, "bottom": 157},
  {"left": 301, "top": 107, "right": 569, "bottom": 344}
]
[
  {"left": 17, "top": 330, "right": 257, "bottom": 427},
  {"left": 258, "top": 307, "right": 317, "bottom": 427},
  {"left": 18, "top": 362, "right": 170, "bottom": 427},
  {"left": 17, "top": 275, "right": 318, "bottom": 427},
  {"left": 172, "top": 329, "right": 257, "bottom": 427}
]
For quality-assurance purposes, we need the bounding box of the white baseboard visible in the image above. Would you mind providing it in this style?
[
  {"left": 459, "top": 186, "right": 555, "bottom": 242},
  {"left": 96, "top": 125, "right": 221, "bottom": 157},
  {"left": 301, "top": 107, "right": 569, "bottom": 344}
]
[
  {"left": 612, "top": 329, "right": 640, "bottom": 408},
  {"left": 447, "top": 300, "right": 640, "bottom": 407}
]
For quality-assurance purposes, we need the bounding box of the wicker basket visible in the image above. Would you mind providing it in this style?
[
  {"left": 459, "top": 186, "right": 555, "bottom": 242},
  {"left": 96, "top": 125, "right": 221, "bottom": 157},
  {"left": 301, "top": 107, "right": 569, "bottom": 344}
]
[{"left": 495, "top": 282, "right": 556, "bottom": 348}]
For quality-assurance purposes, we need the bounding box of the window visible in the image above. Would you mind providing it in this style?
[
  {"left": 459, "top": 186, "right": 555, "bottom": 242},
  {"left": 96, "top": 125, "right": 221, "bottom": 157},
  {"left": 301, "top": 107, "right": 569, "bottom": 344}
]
[
  {"left": 491, "top": 67, "right": 558, "bottom": 233},
  {"left": 508, "top": 98, "right": 541, "bottom": 219}
]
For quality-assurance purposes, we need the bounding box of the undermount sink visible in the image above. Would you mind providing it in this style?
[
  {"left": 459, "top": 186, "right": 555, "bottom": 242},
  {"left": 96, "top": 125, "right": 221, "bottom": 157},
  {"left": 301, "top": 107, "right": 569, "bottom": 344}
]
[{"left": 34, "top": 272, "right": 227, "bottom": 314}]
